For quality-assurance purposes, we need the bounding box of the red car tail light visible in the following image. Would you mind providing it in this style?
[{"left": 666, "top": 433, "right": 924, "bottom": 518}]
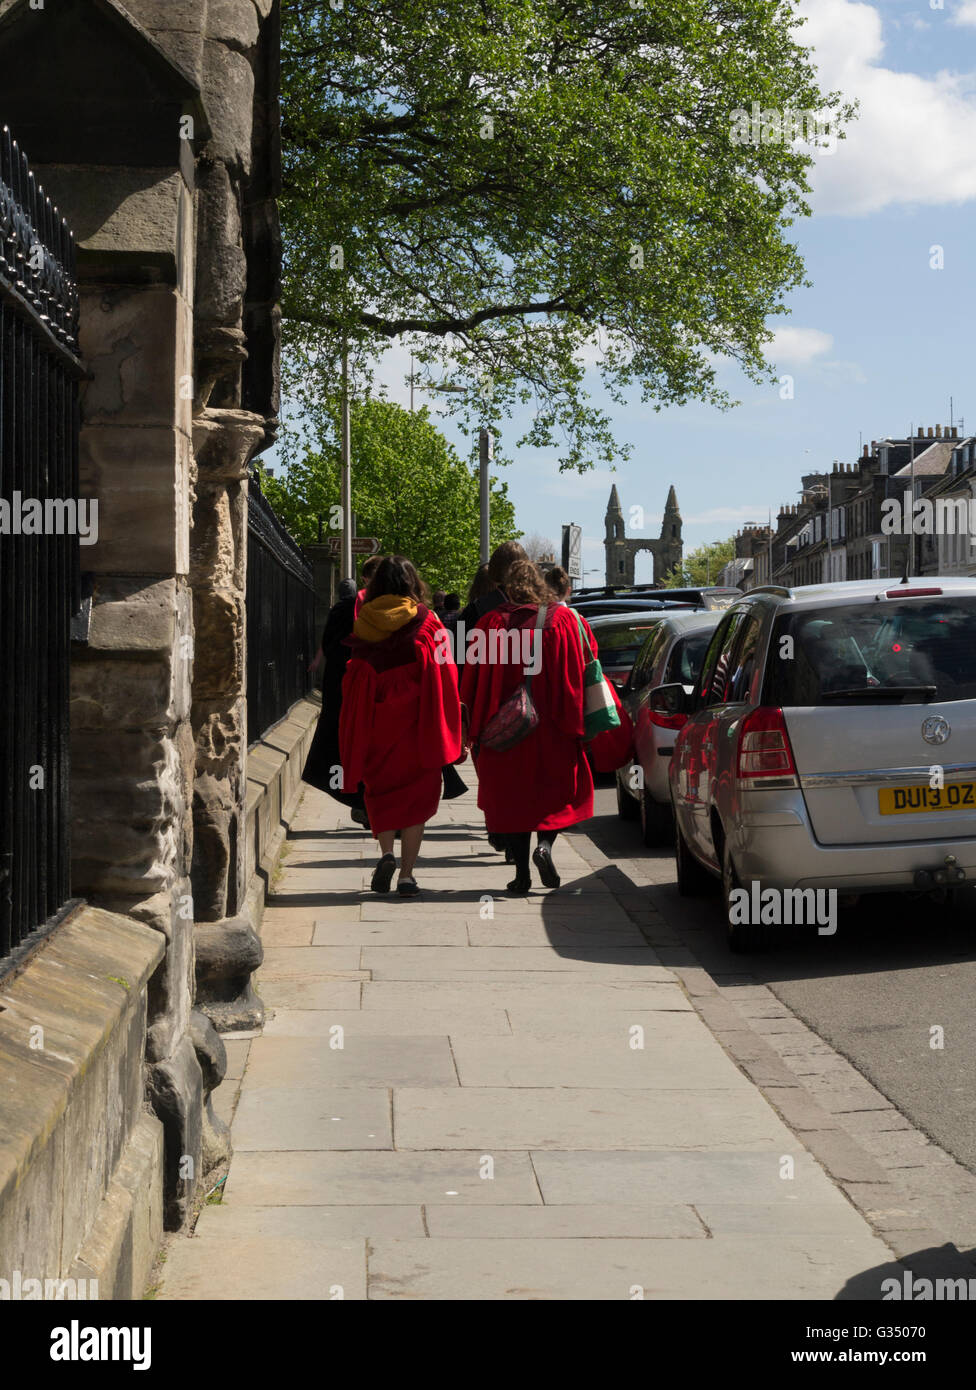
[
  {"left": 736, "top": 707, "right": 798, "bottom": 787},
  {"left": 882, "top": 587, "right": 942, "bottom": 598}
]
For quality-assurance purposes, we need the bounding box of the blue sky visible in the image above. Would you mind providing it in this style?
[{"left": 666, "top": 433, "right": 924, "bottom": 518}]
[{"left": 284, "top": 0, "right": 976, "bottom": 585}]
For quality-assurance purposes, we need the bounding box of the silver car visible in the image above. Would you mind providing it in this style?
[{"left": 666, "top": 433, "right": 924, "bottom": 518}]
[
  {"left": 615, "top": 611, "right": 722, "bottom": 844},
  {"left": 658, "top": 579, "right": 976, "bottom": 951}
]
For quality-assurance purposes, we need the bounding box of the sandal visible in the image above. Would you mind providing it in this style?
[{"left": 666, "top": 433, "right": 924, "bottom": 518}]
[{"left": 398, "top": 876, "right": 421, "bottom": 898}]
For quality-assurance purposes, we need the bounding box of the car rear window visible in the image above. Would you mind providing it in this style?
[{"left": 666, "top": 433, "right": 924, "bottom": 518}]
[
  {"left": 763, "top": 598, "right": 976, "bottom": 705},
  {"left": 595, "top": 621, "right": 663, "bottom": 668}
]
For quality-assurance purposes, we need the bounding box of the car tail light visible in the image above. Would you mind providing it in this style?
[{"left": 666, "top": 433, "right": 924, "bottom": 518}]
[
  {"left": 736, "top": 707, "right": 798, "bottom": 787},
  {"left": 882, "top": 587, "right": 942, "bottom": 598},
  {"left": 649, "top": 709, "right": 686, "bottom": 731}
]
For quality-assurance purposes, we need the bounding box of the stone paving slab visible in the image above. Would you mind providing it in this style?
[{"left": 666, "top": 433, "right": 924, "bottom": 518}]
[
  {"left": 424, "top": 1204, "right": 705, "bottom": 1239},
  {"left": 160, "top": 1234, "right": 365, "bottom": 1301},
  {"left": 449, "top": 1034, "right": 752, "bottom": 1090},
  {"left": 262, "top": 1008, "right": 512, "bottom": 1038},
  {"left": 366, "top": 1234, "right": 894, "bottom": 1301},
  {"left": 393, "top": 1087, "right": 787, "bottom": 1150},
  {"left": 242, "top": 1035, "right": 458, "bottom": 1089},
  {"left": 258, "top": 980, "right": 363, "bottom": 1010},
  {"left": 360, "top": 980, "right": 692, "bottom": 1011},
  {"left": 233, "top": 1083, "right": 393, "bottom": 1151},
  {"left": 312, "top": 921, "right": 468, "bottom": 946},
  {"left": 192, "top": 1202, "right": 425, "bottom": 1240},
  {"left": 225, "top": 1150, "right": 542, "bottom": 1206},
  {"left": 360, "top": 946, "right": 669, "bottom": 977},
  {"left": 529, "top": 1149, "right": 848, "bottom": 1205}
]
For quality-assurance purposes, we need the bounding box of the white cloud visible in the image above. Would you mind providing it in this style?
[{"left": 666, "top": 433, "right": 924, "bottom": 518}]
[
  {"left": 769, "top": 325, "right": 834, "bottom": 364},
  {"left": 799, "top": 0, "right": 976, "bottom": 215},
  {"left": 952, "top": 1, "right": 976, "bottom": 27}
]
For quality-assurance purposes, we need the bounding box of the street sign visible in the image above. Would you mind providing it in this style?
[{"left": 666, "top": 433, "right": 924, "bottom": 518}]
[
  {"left": 562, "top": 523, "right": 582, "bottom": 580},
  {"left": 325, "top": 537, "right": 380, "bottom": 556}
]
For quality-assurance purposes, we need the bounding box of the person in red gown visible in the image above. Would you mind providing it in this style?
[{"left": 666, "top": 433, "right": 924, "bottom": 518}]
[
  {"left": 460, "top": 560, "right": 593, "bottom": 893},
  {"left": 340, "top": 556, "right": 462, "bottom": 897}
]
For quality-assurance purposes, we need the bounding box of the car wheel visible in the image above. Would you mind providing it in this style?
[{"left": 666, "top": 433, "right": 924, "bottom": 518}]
[
  {"left": 674, "top": 813, "right": 712, "bottom": 896},
  {"left": 723, "top": 844, "right": 768, "bottom": 953},
  {"left": 615, "top": 770, "right": 640, "bottom": 821},
  {"left": 640, "top": 786, "right": 673, "bottom": 847}
]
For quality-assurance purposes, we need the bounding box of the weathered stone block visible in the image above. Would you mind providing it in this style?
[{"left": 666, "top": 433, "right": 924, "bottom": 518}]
[
  {"left": 86, "top": 576, "right": 183, "bottom": 656},
  {"left": 80, "top": 284, "right": 185, "bottom": 428},
  {"left": 146, "top": 908, "right": 195, "bottom": 1064},
  {"left": 191, "top": 588, "right": 244, "bottom": 699},
  {"left": 207, "top": 0, "right": 261, "bottom": 49},
  {"left": 194, "top": 915, "right": 264, "bottom": 1032},
  {"left": 190, "top": 484, "right": 239, "bottom": 589},
  {"left": 147, "top": 1034, "right": 203, "bottom": 1230},
  {"left": 79, "top": 426, "right": 191, "bottom": 575},
  {"left": 202, "top": 41, "right": 255, "bottom": 171}
]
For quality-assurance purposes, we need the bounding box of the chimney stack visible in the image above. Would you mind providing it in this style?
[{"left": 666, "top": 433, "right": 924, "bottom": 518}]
[
  {"left": 928, "top": 426, "right": 934, "bottom": 438},
  {"left": 936, "top": 424, "right": 943, "bottom": 438}
]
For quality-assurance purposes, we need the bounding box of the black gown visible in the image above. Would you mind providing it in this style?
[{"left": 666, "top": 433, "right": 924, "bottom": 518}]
[{"left": 301, "top": 595, "right": 366, "bottom": 809}]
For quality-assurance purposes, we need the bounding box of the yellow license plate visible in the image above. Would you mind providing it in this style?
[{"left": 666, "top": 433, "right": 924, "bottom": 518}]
[{"left": 879, "top": 783, "right": 976, "bottom": 814}]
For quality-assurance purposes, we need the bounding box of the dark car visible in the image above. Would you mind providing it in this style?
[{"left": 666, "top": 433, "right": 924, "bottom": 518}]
[
  {"left": 571, "top": 584, "right": 740, "bottom": 612},
  {"left": 572, "top": 597, "right": 696, "bottom": 620},
  {"left": 585, "top": 612, "right": 678, "bottom": 688}
]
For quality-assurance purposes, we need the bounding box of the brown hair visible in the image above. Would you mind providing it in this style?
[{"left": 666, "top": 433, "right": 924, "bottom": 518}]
[
  {"left": 544, "top": 566, "right": 571, "bottom": 600},
  {"left": 360, "top": 554, "right": 381, "bottom": 583},
  {"left": 487, "top": 540, "right": 528, "bottom": 586},
  {"left": 466, "top": 563, "right": 493, "bottom": 606},
  {"left": 504, "top": 560, "right": 549, "bottom": 605},
  {"left": 365, "top": 555, "right": 431, "bottom": 606}
]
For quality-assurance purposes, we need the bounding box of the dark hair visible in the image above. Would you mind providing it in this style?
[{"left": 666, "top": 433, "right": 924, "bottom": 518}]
[
  {"left": 466, "top": 563, "right": 493, "bottom": 606},
  {"left": 432, "top": 589, "right": 446, "bottom": 607},
  {"left": 544, "top": 566, "right": 571, "bottom": 600},
  {"left": 360, "top": 554, "right": 381, "bottom": 583},
  {"left": 364, "top": 554, "right": 430, "bottom": 606},
  {"left": 487, "top": 540, "right": 528, "bottom": 586},
  {"left": 443, "top": 592, "right": 460, "bottom": 612},
  {"left": 504, "top": 560, "right": 549, "bottom": 605}
]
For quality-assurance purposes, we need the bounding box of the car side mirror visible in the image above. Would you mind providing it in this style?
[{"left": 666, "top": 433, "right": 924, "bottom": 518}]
[{"left": 648, "top": 682, "right": 689, "bottom": 717}]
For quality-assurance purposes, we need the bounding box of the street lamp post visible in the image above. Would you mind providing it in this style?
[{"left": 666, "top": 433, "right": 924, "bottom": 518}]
[
  {"left": 479, "top": 426, "right": 492, "bottom": 565},
  {"left": 340, "top": 343, "right": 352, "bottom": 580}
]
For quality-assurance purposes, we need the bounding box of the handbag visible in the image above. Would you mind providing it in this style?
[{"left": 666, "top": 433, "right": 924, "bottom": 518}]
[
  {"left": 477, "top": 605, "right": 547, "bottom": 752},
  {"left": 572, "top": 610, "right": 621, "bottom": 739}
]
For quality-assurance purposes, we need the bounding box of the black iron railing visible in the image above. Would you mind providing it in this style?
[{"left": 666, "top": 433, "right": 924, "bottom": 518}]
[
  {"left": 0, "top": 126, "right": 84, "bottom": 971},
  {"left": 246, "top": 479, "right": 315, "bottom": 743}
]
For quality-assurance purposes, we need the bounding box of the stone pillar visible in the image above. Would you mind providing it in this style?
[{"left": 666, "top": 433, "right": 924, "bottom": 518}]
[{"left": 187, "top": 0, "right": 282, "bottom": 1033}]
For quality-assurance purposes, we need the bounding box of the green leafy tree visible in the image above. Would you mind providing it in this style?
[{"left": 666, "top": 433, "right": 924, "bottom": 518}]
[
  {"left": 664, "top": 538, "right": 736, "bottom": 588},
  {"left": 260, "top": 397, "right": 519, "bottom": 594},
  {"left": 282, "top": 1, "right": 854, "bottom": 470}
]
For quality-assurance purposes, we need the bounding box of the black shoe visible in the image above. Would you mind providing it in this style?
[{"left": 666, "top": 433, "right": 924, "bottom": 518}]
[
  {"left": 507, "top": 875, "right": 531, "bottom": 894},
  {"left": 350, "top": 807, "right": 369, "bottom": 827},
  {"left": 532, "top": 843, "right": 561, "bottom": 889},
  {"left": 371, "top": 854, "right": 396, "bottom": 893},
  {"left": 398, "top": 876, "right": 421, "bottom": 897}
]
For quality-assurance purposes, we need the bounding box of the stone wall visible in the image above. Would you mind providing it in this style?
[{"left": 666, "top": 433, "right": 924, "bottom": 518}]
[{"left": 0, "top": 0, "right": 282, "bottom": 1260}]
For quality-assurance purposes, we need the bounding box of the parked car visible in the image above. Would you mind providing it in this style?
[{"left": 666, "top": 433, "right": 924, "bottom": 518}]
[
  {"left": 585, "top": 611, "right": 682, "bottom": 689},
  {"left": 571, "top": 584, "right": 740, "bottom": 611},
  {"left": 572, "top": 597, "right": 697, "bottom": 620},
  {"left": 614, "top": 611, "right": 723, "bottom": 844},
  {"left": 659, "top": 579, "right": 976, "bottom": 952}
]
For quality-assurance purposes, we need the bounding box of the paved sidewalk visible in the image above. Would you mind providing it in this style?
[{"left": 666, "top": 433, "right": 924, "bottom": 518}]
[{"left": 159, "top": 780, "right": 897, "bottom": 1300}]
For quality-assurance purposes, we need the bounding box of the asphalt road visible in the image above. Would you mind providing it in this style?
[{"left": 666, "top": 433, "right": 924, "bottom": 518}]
[{"left": 586, "top": 780, "right": 976, "bottom": 1178}]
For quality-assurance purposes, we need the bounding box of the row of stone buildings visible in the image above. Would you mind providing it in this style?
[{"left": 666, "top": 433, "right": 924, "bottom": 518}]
[{"left": 720, "top": 425, "right": 976, "bottom": 591}]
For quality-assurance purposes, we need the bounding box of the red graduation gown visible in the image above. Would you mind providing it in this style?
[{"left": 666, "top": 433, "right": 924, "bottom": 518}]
[
  {"left": 460, "top": 602, "right": 594, "bottom": 833},
  {"left": 339, "top": 608, "right": 462, "bottom": 833}
]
